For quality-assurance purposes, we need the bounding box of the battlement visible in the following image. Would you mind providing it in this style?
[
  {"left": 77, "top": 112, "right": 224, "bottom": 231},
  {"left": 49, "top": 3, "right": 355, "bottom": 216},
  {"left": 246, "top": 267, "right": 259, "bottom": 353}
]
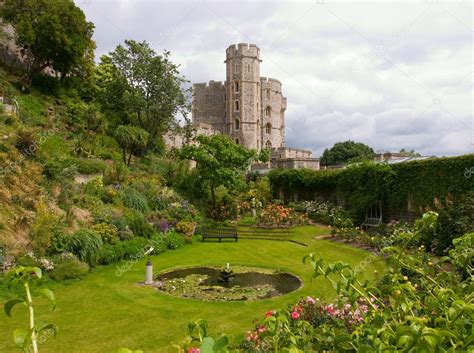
[
  {"left": 193, "top": 80, "right": 225, "bottom": 89},
  {"left": 226, "top": 43, "right": 260, "bottom": 59},
  {"left": 260, "top": 77, "right": 282, "bottom": 91}
]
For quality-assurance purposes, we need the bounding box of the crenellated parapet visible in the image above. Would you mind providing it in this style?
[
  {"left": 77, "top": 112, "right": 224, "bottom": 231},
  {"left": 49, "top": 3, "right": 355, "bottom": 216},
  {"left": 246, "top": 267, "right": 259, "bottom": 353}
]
[{"left": 225, "top": 43, "right": 261, "bottom": 61}]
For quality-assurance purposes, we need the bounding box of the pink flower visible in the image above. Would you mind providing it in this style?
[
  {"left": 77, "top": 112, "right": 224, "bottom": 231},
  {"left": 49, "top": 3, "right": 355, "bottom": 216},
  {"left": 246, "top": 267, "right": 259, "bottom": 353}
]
[
  {"left": 306, "top": 296, "right": 316, "bottom": 304},
  {"left": 188, "top": 348, "right": 200, "bottom": 353},
  {"left": 265, "top": 310, "right": 274, "bottom": 318},
  {"left": 291, "top": 311, "right": 300, "bottom": 320},
  {"left": 327, "top": 304, "right": 335, "bottom": 316}
]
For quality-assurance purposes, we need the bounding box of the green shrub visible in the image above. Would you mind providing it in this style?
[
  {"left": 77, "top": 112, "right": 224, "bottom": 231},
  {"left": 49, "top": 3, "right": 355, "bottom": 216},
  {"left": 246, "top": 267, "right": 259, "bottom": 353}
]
[
  {"left": 165, "top": 231, "right": 185, "bottom": 250},
  {"left": 123, "top": 186, "right": 149, "bottom": 213},
  {"left": 30, "top": 201, "right": 63, "bottom": 256},
  {"left": 103, "top": 160, "right": 129, "bottom": 185},
  {"left": 125, "top": 211, "right": 155, "bottom": 238},
  {"left": 14, "top": 129, "right": 38, "bottom": 156},
  {"left": 92, "top": 223, "right": 119, "bottom": 244},
  {"left": 74, "top": 158, "right": 106, "bottom": 174},
  {"left": 98, "top": 236, "right": 166, "bottom": 265},
  {"left": 60, "top": 229, "right": 103, "bottom": 266},
  {"left": 48, "top": 253, "right": 89, "bottom": 281}
]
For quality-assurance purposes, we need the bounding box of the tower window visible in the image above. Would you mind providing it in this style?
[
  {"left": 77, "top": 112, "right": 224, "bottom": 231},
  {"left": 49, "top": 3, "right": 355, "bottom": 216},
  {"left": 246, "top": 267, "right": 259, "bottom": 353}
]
[
  {"left": 265, "top": 106, "right": 271, "bottom": 117},
  {"left": 266, "top": 89, "right": 270, "bottom": 99},
  {"left": 247, "top": 64, "right": 250, "bottom": 72},
  {"left": 235, "top": 138, "right": 240, "bottom": 145},
  {"left": 265, "top": 123, "right": 272, "bottom": 134},
  {"left": 265, "top": 140, "right": 272, "bottom": 149},
  {"left": 235, "top": 100, "right": 240, "bottom": 111},
  {"left": 235, "top": 118, "right": 240, "bottom": 130},
  {"left": 235, "top": 81, "right": 239, "bottom": 93}
]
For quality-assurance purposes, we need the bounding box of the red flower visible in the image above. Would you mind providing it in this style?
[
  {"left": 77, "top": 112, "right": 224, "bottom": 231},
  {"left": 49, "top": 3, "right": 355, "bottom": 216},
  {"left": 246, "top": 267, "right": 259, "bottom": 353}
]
[
  {"left": 291, "top": 311, "right": 300, "bottom": 320},
  {"left": 265, "top": 310, "right": 274, "bottom": 318}
]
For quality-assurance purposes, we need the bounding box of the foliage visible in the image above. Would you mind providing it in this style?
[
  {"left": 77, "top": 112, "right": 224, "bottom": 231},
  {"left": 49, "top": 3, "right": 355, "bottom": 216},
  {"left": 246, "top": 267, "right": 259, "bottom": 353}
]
[
  {"left": 269, "top": 155, "right": 474, "bottom": 223},
  {"left": 124, "top": 211, "right": 156, "bottom": 238},
  {"left": 115, "top": 125, "right": 149, "bottom": 165},
  {"left": 256, "top": 203, "right": 308, "bottom": 228},
  {"left": 164, "top": 231, "right": 185, "bottom": 250},
  {"left": 293, "top": 200, "right": 353, "bottom": 227},
  {"left": 97, "top": 236, "right": 166, "bottom": 265},
  {"left": 29, "top": 201, "right": 63, "bottom": 256},
  {"left": 3, "top": 267, "right": 57, "bottom": 353},
  {"left": 179, "top": 134, "right": 262, "bottom": 210},
  {"left": 58, "top": 229, "right": 103, "bottom": 266},
  {"left": 91, "top": 223, "right": 119, "bottom": 244},
  {"left": 1, "top": 0, "right": 95, "bottom": 84},
  {"left": 103, "top": 160, "right": 129, "bottom": 185},
  {"left": 122, "top": 186, "right": 149, "bottom": 213},
  {"left": 96, "top": 40, "right": 189, "bottom": 152},
  {"left": 48, "top": 253, "right": 89, "bottom": 281},
  {"left": 14, "top": 129, "right": 38, "bottom": 157},
  {"left": 320, "top": 140, "right": 374, "bottom": 166},
  {"left": 183, "top": 320, "right": 229, "bottom": 353}
]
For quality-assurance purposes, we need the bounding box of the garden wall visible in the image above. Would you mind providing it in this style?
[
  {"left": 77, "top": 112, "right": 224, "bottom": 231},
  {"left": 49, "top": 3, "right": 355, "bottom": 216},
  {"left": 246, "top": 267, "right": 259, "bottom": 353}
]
[{"left": 269, "top": 155, "right": 474, "bottom": 223}]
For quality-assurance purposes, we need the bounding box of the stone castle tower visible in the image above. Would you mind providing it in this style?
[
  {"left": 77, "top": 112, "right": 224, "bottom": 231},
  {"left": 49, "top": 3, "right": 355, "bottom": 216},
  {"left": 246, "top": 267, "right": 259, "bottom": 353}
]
[{"left": 192, "top": 43, "right": 286, "bottom": 151}]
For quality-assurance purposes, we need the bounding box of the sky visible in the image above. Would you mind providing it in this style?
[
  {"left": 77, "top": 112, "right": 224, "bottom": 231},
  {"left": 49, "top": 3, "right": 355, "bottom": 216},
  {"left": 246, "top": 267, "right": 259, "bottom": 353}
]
[{"left": 76, "top": 0, "right": 473, "bottom": 157}]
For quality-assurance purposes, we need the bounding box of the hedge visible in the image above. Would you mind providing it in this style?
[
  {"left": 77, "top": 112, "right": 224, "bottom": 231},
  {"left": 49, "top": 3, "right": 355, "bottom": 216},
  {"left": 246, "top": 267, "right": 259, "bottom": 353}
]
[{"left": 268, "top": 154, "right": 474, "bottom": 222}]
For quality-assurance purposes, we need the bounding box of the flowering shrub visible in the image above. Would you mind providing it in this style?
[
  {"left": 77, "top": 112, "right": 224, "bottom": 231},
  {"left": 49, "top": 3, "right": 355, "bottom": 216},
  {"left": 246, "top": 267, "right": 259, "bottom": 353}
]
[
  {"left": 293, "top": 200, "right": 353, "bottom": 227},
  {"left": 92, "top": 223, "right": 119, "bottom": 244},
  {"left": 256, "top": 203, "right": 308, "bottom": 228}
]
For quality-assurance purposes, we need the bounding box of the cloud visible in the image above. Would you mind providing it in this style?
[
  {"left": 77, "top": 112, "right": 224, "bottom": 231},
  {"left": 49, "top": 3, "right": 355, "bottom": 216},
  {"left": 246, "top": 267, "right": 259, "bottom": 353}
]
[{"left": 76, "top": 0, "right": 473, "bottom": 157}]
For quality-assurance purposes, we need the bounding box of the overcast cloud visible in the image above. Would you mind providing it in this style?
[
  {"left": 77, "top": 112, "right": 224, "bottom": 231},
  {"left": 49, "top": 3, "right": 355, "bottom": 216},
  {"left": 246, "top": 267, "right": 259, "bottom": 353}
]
[{"left": 76, "top": 0, "right": 473, "bottom": 157}]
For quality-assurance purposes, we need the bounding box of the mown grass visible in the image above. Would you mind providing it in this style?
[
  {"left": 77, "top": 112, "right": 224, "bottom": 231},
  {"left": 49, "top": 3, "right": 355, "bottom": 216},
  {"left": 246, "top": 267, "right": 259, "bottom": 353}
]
[{"left": 0, "top": 225, "right": 385, "bottom": 353}]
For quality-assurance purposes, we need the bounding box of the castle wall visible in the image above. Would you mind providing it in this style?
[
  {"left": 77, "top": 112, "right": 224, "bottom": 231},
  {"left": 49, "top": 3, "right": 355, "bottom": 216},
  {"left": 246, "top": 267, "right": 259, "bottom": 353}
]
[{"left": 192, "top": 80, "right": 226, "bottom": 133}]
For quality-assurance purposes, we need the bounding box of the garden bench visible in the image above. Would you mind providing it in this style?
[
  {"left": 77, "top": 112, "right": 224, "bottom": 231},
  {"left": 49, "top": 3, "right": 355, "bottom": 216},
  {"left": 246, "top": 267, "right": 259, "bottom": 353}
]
[
  {"left": 200, "top": 226, "right": 238, "bottom": 242},
  {"left": 361, "top": 217, "right": 382, "bottom": 228},
  {"left": 362, "top": 202, "right": 383, "bottom": 229}
]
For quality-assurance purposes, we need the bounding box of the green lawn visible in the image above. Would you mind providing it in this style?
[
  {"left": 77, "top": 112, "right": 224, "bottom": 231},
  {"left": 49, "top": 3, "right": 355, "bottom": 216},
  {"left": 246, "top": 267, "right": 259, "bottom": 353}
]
[{"left": 0, "top": 225, "right": 385, "bottom": 353}]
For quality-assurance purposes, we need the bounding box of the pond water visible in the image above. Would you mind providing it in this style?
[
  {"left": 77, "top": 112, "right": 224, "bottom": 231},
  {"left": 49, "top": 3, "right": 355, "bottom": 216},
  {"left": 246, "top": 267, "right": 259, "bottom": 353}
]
[{"left": 156, "top": 266, "right": 302, "bottom": 301}]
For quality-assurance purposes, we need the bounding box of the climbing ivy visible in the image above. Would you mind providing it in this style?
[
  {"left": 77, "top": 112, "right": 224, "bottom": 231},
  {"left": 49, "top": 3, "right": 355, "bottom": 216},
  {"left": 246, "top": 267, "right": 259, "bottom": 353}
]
[{"left": 268, "top": 155, "right": 474, "bottom": 221}]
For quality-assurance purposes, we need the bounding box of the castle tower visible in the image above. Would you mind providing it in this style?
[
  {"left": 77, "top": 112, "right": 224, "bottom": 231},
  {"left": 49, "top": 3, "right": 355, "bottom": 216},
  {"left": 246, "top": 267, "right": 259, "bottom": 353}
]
[
  {"left": 260, "top": 77, "right": 286, "bottom": 150},
  {"left": 225, "top": 43, "right": 261, "bottom": 150}
]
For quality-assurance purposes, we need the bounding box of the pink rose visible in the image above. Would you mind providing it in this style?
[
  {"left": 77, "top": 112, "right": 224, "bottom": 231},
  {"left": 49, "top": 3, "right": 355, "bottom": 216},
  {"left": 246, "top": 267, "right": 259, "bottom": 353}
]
[
  {"left": 306, "top": 296, "right": 316, "bottom": 304},
  {"left": 291, "top": 311, "right": 300, "bottom": 320}
]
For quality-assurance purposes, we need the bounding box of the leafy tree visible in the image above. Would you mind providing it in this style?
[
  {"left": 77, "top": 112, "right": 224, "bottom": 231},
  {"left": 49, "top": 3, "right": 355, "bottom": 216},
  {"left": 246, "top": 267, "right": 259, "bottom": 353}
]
[
  {"left": 321, "top": 140, "right": 374, "bottom": 166},
  {"left": 115, "top": 125, "right": 149, "bottom": 166},
  {"left": 97, "top": 40, "right": 190, "bottom": 152},
  {"left": 1, "top": 0, "right": 95, "bottom": 84},
  {"left": 399, "top": 148, "right": 421, "bottom": 157},
  {"left": 179, "top": 135, "right": 263, "bottom": 208}
]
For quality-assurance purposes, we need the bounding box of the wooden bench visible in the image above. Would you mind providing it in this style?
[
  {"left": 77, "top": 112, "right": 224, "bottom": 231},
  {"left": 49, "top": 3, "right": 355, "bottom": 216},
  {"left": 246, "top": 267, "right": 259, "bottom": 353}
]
[{"left": 200, "top": 227, "right": 238, "bottom": 242}]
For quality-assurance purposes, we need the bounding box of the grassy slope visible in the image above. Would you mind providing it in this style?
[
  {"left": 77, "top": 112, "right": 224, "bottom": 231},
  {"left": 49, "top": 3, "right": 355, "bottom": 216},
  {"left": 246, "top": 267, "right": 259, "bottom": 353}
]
[{"left": 0, "top": 225, "right": 385, "bottom": 353}]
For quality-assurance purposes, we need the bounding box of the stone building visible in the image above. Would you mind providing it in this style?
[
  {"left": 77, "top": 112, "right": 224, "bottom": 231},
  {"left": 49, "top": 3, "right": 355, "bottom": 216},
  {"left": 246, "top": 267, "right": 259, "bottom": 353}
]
[{"left": 192, "top": 43, "right": 318, "bottom": 171}]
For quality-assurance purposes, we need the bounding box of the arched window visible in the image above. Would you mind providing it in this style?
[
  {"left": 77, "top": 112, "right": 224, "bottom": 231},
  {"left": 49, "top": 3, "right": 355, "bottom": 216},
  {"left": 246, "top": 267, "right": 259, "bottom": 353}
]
[
  {"left": 235, "top": 138, "right": 240, "bottom": 145},
  {"left": 235, "top": 100, "right": 240, "bottom": 111},
  {"left": 265, "top": 123, "right": 272, "bottom": 134},
  {"left": 265, "top": 140, "right": 272, "bottom": 149},
  {"left": 235, "top": 118, "right": 240, "bottom": 130},
  {"left": 265, "top": 106, "right": 271, "bottom": 117},
  {"left": 235, "top": 81, "right": 239, "bottom": 93},
  {"left": 266, "top": 89, "right": 270, "bottom": 99}
]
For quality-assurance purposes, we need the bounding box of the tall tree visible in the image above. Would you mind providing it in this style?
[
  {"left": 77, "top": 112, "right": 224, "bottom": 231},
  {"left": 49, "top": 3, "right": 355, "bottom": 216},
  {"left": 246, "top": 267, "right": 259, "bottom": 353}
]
[
  {"left": 97, "top": 40, "right": 190, "bottom": 152},
  {"left": 321, "top": 140, "right": 374, "bottom": 166},
  {"left": 1, "top": 0, "right": 95, "bottom": 84},
  {"left": 179, "top": 135, "right": 264, "bottom": 208}
]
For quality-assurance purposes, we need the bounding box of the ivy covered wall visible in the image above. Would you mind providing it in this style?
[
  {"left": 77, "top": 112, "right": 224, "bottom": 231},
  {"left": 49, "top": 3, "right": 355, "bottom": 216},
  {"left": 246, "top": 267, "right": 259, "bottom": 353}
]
[{"left": 268, "top": 155, "right": 474, "bottom": 222}]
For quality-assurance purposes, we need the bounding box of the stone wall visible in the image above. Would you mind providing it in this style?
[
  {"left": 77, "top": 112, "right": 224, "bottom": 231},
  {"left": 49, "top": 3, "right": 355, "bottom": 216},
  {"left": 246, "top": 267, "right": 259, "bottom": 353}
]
[{"left": 192, "top": 80, "right": 226, "bottom": 133}]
